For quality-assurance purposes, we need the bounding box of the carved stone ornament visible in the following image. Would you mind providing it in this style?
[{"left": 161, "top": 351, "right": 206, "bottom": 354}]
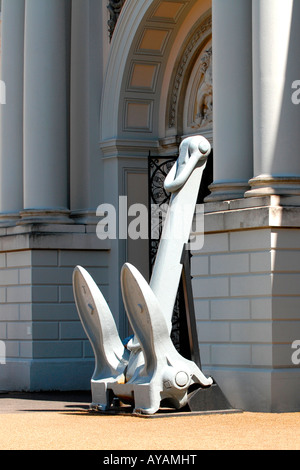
[
  {"left": 190, "top": 46, "right": 213, "bottom": 129},
  {"left": 107, "top": 0, "right": 126, "bottom": 41},
  {"left": 169, "top": 15, "right": 212, "bottom": 129}
]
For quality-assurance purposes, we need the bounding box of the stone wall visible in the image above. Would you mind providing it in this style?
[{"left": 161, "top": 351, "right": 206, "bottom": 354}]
[
  {"left": 0, "top": 224, "right": 110, "bottom": 391},
  {"left": 191, "top": 196, "right": 300, "bottom": 412}
]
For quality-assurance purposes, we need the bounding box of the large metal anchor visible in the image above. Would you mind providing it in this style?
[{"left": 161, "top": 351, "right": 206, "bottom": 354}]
[{"left": 73, "top": 135, "right": 213, "bottom": 415}]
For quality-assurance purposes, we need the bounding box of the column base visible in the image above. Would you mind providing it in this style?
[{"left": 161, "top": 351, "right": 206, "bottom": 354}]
[
  {"left": 0, "top": 212, "right": 21, "bottom": 226},
  {"left": 245, "top": 176, "right": 300, "bottom": 198},
  {"left": 205, "top": 181, "right": 250, "bottom": 202},
  {"left": 70, "top": 209, "right": 99, "bottom": 225},
  {"left": 19, "top": 209, "right": 72, "bottom": 225}
]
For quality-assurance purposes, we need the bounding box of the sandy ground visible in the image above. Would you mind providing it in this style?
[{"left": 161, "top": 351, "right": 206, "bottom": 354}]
[
  {"left": 0, "top": 392, "right": 299, "bottom": 450},
  {"left": 1, "top": 410, "right": 300, "bottom": 450}
]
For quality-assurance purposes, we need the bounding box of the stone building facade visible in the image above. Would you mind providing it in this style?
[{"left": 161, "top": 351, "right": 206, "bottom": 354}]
[{"left": 0, "top": 0, "right": 300, "bottom": 412}]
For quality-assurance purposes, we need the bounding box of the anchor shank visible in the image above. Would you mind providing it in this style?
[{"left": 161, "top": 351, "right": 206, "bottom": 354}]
[{"left": 150, "top": 163, "right": 207, "bottom": 332}]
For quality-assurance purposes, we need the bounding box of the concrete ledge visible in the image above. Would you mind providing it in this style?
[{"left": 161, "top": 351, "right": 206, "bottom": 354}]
[
  {"left": 0, "top": 224, "right": 111, "bottom": 252},
  {"left": 200, "top": 196, "right": 300, "bottom": 233}
]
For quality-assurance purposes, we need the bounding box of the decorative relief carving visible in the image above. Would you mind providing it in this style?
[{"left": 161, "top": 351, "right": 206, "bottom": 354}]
[
  {"left": 190, "top": 46, "right": 212, "bottom": 129},
  {"left": 168, "top": 15, "right": 212, "bottom": 129},
  {"left": 108, "top": 0, "right": 126, "bottom": 41}
]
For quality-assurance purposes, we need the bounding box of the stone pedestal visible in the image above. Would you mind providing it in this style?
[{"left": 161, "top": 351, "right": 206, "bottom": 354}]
[
  {"left": 0, "top": 223, "right": 110, "bottom": 392},
  {"left": 192, "top": 196, "right": 300, "bottom": 412}
]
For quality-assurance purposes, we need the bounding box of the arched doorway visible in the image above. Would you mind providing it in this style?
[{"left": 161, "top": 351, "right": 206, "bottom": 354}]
[{"left": 100, "top": 0, "right": 213, "bottom": 336}]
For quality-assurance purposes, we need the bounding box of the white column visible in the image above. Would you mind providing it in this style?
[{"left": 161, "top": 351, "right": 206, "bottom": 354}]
[
  {"left": 0, "top": 0, "right": 25, "bottom": 223},
  {"left": 70, "top": 0, "right": 104, "bottom": 224},
  {"left": 207, "top": 0, "right": 253, "bottom": 201},
  {"left": 70, "top": 0, "right": 90, "bottom": 217},
  {"left": 246, "top": 0, "right": 300, "bottom": 197},
  {"left": 70, "top": 0, "right": 108, "bottom": 223},
  {"left": 22, "top": 0, "right": 70, "bottom": 222}
]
